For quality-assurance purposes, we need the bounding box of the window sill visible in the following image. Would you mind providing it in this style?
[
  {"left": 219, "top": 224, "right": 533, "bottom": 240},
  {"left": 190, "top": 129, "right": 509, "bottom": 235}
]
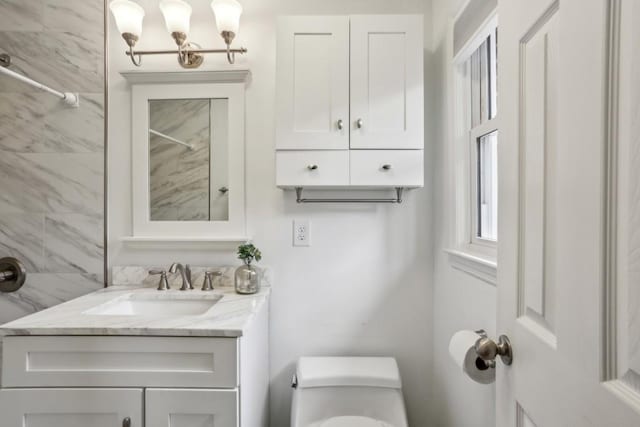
[{"left": 444, "top": 248, "right": 497, "bottom": 286}]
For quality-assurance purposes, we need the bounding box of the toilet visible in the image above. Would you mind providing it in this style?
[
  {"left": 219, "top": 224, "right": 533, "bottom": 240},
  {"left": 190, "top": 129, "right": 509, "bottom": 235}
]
[{"left": 291, "top": 357, "right": 409, "bottom": 427}]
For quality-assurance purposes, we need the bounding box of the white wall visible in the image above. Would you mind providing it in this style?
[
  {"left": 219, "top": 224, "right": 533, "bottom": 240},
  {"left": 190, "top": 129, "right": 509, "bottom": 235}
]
[
  {"left": 107, "top": 1, "right": 435, "bottom": 425},
  {"left": 428, "top": 0, "right": 497, "bottom": 426}
]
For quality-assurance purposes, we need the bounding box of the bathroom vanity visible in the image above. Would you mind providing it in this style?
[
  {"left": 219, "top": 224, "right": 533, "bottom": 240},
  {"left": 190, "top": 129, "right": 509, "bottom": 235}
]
[{"left": 0, "top": 286, "right": 270, "bottom": 427}]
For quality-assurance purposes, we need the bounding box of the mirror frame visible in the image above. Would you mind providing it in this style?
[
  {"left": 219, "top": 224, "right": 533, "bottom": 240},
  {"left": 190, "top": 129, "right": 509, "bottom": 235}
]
[{"left": 131, "top": 82, "right": 246, "bottom": 238}]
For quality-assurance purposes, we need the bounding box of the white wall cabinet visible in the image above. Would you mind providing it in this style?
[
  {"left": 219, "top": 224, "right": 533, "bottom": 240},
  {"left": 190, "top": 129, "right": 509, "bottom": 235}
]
[{"left": 276, "top": 15, "right": 424, "bottom": 189}]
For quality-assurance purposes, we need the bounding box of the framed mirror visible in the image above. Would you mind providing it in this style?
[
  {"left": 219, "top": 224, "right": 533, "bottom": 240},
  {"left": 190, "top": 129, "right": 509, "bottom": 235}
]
[{"left": 130, "top": 79, "right": 246, "bottom": 238}]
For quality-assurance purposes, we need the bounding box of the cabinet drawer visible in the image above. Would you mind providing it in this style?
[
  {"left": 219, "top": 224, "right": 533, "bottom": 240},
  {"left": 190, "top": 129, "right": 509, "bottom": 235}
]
[
  {"left": 2, "top": 336, "right": 238, "bottom": 388},
  {"left": 276, "top": 150, "right": 349, "bottom": 187},
  {"left": 350, "top": 150, "right": 423, "bottom": 187}
]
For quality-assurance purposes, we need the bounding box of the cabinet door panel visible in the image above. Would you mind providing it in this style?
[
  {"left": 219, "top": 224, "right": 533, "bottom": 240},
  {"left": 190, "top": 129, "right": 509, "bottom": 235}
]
[
  {"left": 0, "top": 388, "right": 142, "bottom": 427},
  {"left": 350, "top": 15, "right": 424, "bottom": 149},
  {"left": 146, "top": 389, "right": 238, "bottom": 427},
  {"left": 276, "top": 16, "right": 349, "bottom": 150}
]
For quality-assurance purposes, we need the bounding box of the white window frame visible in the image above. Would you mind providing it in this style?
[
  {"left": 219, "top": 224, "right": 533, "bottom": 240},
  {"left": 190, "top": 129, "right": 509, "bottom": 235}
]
[{"left": 446, "top": 11, "right": 498, "bottom": 284}]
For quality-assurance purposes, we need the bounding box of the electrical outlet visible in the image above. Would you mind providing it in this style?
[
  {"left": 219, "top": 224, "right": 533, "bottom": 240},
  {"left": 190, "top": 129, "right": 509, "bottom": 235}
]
[{"left": 293, "top": 219, "right": 311, "bottom": 246}]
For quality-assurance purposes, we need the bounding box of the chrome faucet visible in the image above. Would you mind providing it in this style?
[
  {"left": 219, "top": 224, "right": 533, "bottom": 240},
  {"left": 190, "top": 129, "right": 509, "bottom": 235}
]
[{"left": 169, "top": 263, "right": 193, "bottom": 291}]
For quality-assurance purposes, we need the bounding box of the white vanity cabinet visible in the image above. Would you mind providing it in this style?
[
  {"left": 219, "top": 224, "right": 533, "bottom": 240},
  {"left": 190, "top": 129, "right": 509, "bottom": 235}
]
[
  {"left": 0, "top": 299, "right": 269, "bottom": 427},
  {"left": 276, "top": 15, "right": 424, "bottom": 189}
]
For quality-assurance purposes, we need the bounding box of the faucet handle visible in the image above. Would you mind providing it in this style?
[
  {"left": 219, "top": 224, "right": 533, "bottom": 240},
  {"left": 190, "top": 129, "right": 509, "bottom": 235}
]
[
  {"left": 149, "top": 269, "right": 170, "bottom": 291},
  {"left": 202, "top": 270, "right": 222, "bottom": 291}
]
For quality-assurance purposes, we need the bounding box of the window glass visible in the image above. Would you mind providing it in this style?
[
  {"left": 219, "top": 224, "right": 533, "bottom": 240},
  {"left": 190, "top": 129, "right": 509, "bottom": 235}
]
[{"left": 477, "top": 130, "right": 498, "bottom": 241}]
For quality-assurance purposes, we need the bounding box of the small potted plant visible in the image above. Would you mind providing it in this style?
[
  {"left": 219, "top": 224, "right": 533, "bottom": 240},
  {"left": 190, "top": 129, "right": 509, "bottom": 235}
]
[{"left": 235, "top": 243, "right": 262, "bottom": 294}]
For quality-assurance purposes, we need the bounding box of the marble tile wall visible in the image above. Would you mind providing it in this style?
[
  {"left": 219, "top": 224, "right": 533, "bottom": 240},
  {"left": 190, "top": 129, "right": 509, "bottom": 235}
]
[{"left": 0, "top": 0, "right": 104, "bottom": 323}]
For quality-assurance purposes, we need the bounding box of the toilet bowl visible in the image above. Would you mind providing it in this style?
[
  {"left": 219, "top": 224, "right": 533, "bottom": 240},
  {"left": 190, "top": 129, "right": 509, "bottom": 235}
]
[{"left": 291, "top": 357, "right": 409, "bottom": 427}]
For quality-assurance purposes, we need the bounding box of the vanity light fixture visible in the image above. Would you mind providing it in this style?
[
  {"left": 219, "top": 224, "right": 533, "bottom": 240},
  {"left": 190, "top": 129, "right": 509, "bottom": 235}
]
[{"left": 110, "top": 0, "right": 247, "bottom": 68}]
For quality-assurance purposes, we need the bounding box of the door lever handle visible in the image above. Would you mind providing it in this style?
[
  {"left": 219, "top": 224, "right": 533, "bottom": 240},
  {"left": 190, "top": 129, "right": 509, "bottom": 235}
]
[{"left": 475, "top": 334, "right": 513, "bottom": 366}]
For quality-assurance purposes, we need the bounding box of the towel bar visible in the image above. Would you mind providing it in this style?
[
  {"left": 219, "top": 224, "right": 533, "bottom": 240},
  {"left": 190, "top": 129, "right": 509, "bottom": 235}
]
[{"left": 295, "top": 187, "right": 404, "bottom": 204}]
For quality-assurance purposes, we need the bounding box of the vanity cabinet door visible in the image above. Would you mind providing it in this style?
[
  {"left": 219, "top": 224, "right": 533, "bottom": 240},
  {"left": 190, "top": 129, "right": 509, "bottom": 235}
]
[
  {"left": 349, "top": 15, "right": 424, "bottom": 149},
  {"left": 276, "top": 16, "right": 350, "bottom": 150},
  {"left": 146, "top": 389, "right": 238, "bottom": 427},
  {"left": 0, "top": 388, "right": 143, "bottom": 427}
]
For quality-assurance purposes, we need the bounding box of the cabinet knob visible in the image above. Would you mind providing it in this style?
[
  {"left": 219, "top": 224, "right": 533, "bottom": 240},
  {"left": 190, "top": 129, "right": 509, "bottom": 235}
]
[
  {"left": 382, "top": 164, "right": 392, "bottom": 171},
  {"left": 356, "top": 118, "right": 364, "bottom": 129},
  {"left": 307, "top": 164, "right": 318, "bottom": 171},
  {"left": 123, "top": 417, "right": 131, "bottom": 427},
  {"left": 337, "top": 119, "right": 344, "bottom": 130}
]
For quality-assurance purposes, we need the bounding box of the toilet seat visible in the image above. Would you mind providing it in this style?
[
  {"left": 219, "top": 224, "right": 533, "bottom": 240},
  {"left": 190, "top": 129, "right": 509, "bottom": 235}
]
[{"left": 316, "top": 416, "right": 393, "bottom": 427}]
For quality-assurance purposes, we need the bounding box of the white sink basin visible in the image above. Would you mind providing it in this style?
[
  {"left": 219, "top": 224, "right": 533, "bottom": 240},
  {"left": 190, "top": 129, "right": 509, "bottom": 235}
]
[{"left": 83, "top": 294, "right": 223, "bottom": 317}]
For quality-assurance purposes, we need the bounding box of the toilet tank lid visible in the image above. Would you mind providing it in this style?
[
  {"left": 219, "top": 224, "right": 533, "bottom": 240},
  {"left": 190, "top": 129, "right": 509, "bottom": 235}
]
[{"left": 296, "top": 357, "right": 402, "bottom": 389}]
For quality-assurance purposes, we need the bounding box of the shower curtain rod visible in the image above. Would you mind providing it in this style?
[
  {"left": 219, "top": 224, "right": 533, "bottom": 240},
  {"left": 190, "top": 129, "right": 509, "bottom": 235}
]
[
  {"left": 149, "top": 129, "right": 193, "bottom": 150},
  {"left": 0, "top": 53, "right": 79, "bottom": 107}
]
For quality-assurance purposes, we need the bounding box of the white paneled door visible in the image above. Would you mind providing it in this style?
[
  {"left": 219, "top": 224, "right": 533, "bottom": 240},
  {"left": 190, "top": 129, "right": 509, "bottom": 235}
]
[
  {"left": 0, "top": 388, "right": 142, "bottom": 427},
  {"left": 350, "top": 15, "right": 424, "bottom": 149},
  {"left": 276, "top": 16, "right": 350, "bottom": 150},
  {"left": 146, "top": 389, "right": 238, "bottom": 427},
  {"left": 498, "top": 0, "right": 640, "bottom": 425}
]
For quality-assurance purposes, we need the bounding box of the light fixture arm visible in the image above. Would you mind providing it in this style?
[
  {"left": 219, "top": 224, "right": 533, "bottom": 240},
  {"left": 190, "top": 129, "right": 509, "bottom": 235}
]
[
  {"left": 227, "top": 44, "right": 235, "bottom": 64},
  {"left": 122, "top": 32, "right": 142, "bottom": 66},
  {"left": 125, "top": 46, "right": 247, "bottom": 66},
  {"left": 128, "top": 44, "right": 142, "bottom": 66}
]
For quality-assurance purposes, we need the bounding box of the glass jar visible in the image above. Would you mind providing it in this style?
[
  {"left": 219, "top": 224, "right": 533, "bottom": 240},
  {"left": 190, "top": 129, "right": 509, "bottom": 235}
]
[{"left": 234, "top": 262, "right": 260, "bottom": 294}]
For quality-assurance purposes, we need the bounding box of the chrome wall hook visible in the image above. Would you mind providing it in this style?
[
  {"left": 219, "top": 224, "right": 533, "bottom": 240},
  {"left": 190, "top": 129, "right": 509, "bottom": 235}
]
[{"left": 475, "top": 334, "right": 513, "bottom": 366}]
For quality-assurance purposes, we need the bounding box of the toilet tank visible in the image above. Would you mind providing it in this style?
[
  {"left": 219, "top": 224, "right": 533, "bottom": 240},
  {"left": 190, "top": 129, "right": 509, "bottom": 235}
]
[{"left": 291, "top": 357, "right": 408, "bottom": 427}]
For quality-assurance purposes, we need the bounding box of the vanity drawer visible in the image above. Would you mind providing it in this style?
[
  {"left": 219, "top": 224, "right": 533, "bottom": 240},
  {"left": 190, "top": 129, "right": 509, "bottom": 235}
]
[
  {"left": 350, "top": 150, "right": 424, "bottom": 187},
  {"left": 1, "top": 336, "right": 238, "bottom": 388},
  {"left": 276, "top": 150, "right": 350, "bottom": 187}
]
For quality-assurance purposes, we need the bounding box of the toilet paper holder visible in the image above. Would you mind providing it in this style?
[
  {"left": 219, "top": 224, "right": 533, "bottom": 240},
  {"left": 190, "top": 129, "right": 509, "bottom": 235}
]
[{"left": 474, "top": 330, "right": 513, "bottom": 367}]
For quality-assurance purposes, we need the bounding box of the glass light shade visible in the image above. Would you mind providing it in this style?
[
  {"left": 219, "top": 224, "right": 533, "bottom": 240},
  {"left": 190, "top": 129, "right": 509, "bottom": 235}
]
[
  {"left": 211, "top": 0, "right": 243, "bottom": 35},
  {"left": 159, "top": 0, "right": 192, "bottom": 35},
  {"left": 109, "top": 0, "right": 145, "bottom": 37}
]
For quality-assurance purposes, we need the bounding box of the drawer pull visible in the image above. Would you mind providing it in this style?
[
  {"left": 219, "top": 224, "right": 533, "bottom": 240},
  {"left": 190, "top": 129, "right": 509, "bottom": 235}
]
[
  {"left": 337, "top": 119, "right": 344, "bottom": 130},
  {"left": 307, "top": 164, "right": 318, "bottom": 171},
  {"left": 382, "top": 164, "right": 392, "bottom": 171},
  {"left": 123, "top": 417, "right": 131, "bottom": 427}
]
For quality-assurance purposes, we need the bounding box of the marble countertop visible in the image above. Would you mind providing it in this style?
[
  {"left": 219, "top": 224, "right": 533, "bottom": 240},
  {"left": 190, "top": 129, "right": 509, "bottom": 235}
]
[{"left": 0, "top": 286, "right": 270, "bottom": 338}]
